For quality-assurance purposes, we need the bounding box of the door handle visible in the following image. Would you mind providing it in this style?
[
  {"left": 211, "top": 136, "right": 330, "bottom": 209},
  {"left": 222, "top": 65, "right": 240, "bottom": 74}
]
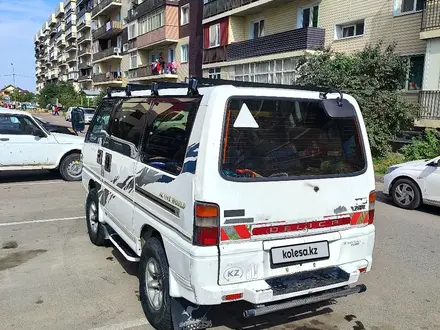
[
  {"left": 104, "top": 153, "right": 112, "bottom": 172},
  {"left": 0, "top": 138, "right": 9, "bottom": 141},
  {"left": 97, "top": 149, "right": 103, "bottom": 164}
]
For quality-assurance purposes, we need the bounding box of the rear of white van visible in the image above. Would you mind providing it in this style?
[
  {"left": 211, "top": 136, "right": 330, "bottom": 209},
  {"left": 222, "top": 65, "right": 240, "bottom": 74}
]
[{"left": 189, "top": 86, "right": 375, "bottom": 314}]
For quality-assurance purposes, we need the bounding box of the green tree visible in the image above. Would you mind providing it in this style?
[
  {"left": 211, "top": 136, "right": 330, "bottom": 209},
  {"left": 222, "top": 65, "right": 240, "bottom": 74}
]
[
  {"left": 296, "top": 42, "right": 419, "bottom": 157},
  {"left": 37, "top": 82, "right": 81, "bottom": 109},
  {"left": 93, "top": 89, "right": 107, "bottom": 107}
]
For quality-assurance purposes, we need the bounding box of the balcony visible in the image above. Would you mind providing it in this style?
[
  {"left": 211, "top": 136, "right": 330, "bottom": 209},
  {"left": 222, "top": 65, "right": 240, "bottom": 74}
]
[
  {"left": 203, "top": 27, "right": 325, "bottom": 64},
  {"left": 417, "top": 91, "right": 440, "bottom": 128},
  {"left": 78, "top": 47, "right": 92, "bottom": 57},
  {"left": 56, "top": 2, "right": 65, "bottom": 17},
  {"left": 66, "top": 43, "right": 77, "bottom": 52},
  {"left": 93, "top": 47, "right": 122, "bottom": 62},
  {"left": 125, "top": 0, "right": 178, "bottom": 23},
  {"left": 203, "top": 0, "right": 287, "bottom": 20},
  {"left": 92, "top": 72, "right": 123, "bottom": 85},
  {"left": 67, "top": 54, "right": 77, "bottom": 63},
  {"left": 78, "top": 33, "right": 92, "bottom": 44},
  {"left": 129, "top": 63, "right": 178, "bottom": 81},
  {"left": 77, "top": 13, "right": 92, "bottom": 31},
  {"left": 50, "top": 53, "right": 58, "bottom": 61},
  {"left": 50, "top": 27, "right": 57, "bottom": 36},
  {"left": 68, "top": 72, "right": 79, "bottom": 80},
  {"left": 78, "top": 73, "right": 92, "bottom": 81},
  {"left": 92, "top": 21, "right": 123, "bottom": 40},
  {"left": 66, "top": 31, "right": 77, "bottom": 40},
  {"left": 78, "top": 61, "right": 92, "bottom": 69},
  {"left": 137, "top": 25, "right": 179, "bottom": 49},
  {"left": 92, "top": 0, "right": 122, "bottom": 18},
  {"left": 421, "top": 0, "right": 440, "bottom": 39},
  {"left": 57, "top": 35, "right": 66, "bottom": 46},
  {"left": 48, "top": 13, "right": 57, "bottom": 27},
  {"left": 127, "top": 39, "right": 137, "bottom": 51}
]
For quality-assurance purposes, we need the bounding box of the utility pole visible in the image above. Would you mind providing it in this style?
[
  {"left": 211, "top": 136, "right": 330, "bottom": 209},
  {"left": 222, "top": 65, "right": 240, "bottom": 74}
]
[
  {"left": 189, "top": 0, "right": 203, "bottom": 78},
  {"left": 11, "top": 63, "right": 17, "bottom": 103}
]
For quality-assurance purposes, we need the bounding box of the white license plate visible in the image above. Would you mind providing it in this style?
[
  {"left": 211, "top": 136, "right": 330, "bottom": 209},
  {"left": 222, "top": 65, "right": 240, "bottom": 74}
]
[{"left": 271, "top": 241, "right": 330, "bottom": 265}]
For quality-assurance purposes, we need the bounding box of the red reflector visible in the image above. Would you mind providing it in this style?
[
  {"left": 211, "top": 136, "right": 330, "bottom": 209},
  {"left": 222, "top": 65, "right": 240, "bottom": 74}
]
[
  {"left": 195, "top": 227, "right": 218, "bottom": 246},
  {"left": 223, "top": 293, "right": 243, "bottom": 301},
  {"left": 359, "top": 267, "right": 367, "bottom": 273},
  {"left": 252, "top": 217, "right": 351, "bottom": 236},
  {"left": 368, "top": 209, "right": 375, "bottom": 224}
]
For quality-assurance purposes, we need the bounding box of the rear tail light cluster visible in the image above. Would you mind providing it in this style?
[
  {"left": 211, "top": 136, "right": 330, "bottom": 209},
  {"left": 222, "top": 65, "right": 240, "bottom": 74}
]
[
  {"left": 368, "top": 190, "right": 376, "bottom": 224},
  {"left": 193, "top": 202, "right": 220, "bottom": 246}
]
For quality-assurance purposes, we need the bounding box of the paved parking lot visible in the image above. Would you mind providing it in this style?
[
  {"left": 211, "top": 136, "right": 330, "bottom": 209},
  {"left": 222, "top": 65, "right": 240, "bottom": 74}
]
[{"left": 1, "top": 114, "right": 440, "bottom": 330}]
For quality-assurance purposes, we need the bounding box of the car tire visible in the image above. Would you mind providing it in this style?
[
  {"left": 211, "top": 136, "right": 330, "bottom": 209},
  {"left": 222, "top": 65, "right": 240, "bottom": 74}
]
[
  {"left": 139, "top": 236, "right": 172, "bottom": 330},
  {"left": 391, "top": 178, "right": 421, "bottom": 210},
  {"left": 59, "top": 153, "right": 82, "bottom": 181},
  {"left": 85, "top": 188, "right": 106, "bottom": 246}
]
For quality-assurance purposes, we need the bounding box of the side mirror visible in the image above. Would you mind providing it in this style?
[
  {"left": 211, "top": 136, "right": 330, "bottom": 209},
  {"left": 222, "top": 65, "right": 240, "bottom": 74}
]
[
  {"left": 428, "top": 159, "right": 440, "bottom": 167},
  {"left": 33, "top": 129, "right": 46, "bottom": 138}
]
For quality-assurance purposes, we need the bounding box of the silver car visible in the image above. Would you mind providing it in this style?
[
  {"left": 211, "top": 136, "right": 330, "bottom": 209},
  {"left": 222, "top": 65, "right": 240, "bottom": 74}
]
[{"left": 83, "top": 108, "right": 96, "bottom": 124}]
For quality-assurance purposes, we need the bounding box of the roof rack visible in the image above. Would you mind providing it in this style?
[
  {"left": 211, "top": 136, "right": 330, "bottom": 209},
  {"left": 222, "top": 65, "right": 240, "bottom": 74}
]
[{"left": 104, "top": 78, "right": 340, "bottom": 99}]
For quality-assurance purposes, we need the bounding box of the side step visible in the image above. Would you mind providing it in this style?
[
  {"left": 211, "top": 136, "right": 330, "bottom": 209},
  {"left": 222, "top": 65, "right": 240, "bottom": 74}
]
[
  {"left": 108, "top": 233, "right": 140, "bottom": 262},
  {"left": 243, "top": 284, "right": 367, "bottom": 318}
]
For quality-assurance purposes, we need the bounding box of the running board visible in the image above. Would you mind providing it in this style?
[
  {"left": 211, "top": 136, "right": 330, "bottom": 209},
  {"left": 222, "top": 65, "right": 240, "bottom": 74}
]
[
  {"left": 108, "top": 233, "right": 140, "bottom": 262},
  {"left": 243, "top": 284, "right": 367, "bottom": 318}
]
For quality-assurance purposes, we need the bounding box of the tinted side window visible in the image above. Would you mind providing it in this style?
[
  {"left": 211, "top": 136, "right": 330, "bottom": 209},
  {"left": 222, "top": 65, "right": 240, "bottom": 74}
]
[
  {"left": 0, "top": 114, "right": 40, "bottom": 135},
  {"left": 140, "top": 98, "right": 200, "bottom": 176},
  {"left": 86, "top": 99, "right": 116, "bottom": 144}
]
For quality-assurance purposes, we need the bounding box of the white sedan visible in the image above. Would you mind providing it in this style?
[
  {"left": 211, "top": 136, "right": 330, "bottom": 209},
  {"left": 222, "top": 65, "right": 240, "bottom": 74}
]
[
  {"left": 383, "top": 156, "right": 440, "bottom": 209},
  {"left": 0, "top": 108, "right": 84, "bottom": 181}
]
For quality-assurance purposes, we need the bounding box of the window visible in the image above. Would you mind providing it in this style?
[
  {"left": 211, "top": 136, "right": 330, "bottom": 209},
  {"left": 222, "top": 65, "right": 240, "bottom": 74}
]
[
  {"left": 208, "top": 67, "right": 221, "bottom": 79},
  {"left": 130, "top": 51, "right": 138, "bottom": 69},
  {"left": 335, "top": 21, "right": 365, "bottom": 39},
  {"left": 404, "top": 55, "right": 424, "bottom": 90},
  {"left": 234, "top": 58, "right": 297, "bottom": 84},
  {"left": 221, "top": 98, "right": 366, "bottom": 180},
  {"left": 86, "top": 99, "right": 116, "bottom": 144},
  {"left": 396, "top": 0, "right": 424, "bottom": 14},
  {"left": 181, "top": 44, "right": 188, "bottom": 63},
  {"left": 140, "top": 98, "right": 201, "bottom": 176},
  {"left": 139, "top": 8, "right": 164, "bottom": 35},
  {"left": 0, "top": 114, "right": 42, "bottom": 135},
  {"left": 209, "top": 23, "right": 220, "bottom": 47},
  {"left": 181, "top": 4, "right": 189, "bottom": 25},
  {"left": 250, "top": 19, "right": 265, "bottom": 39},
  {"left": 128, "top": 22, "right": 137, "bottom": 40},
  {"left": 107, "top": 99, "right": 151, "bottom": 157},
  {"left": 298, "top": 5, "right": 319, "bottom": 28}
]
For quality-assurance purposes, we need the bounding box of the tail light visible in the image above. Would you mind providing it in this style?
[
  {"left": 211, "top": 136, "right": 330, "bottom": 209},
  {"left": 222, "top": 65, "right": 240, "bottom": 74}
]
[
  {"left": 193, "top": 202, "right": 220, "bottom": 246},
  {"left": 368, "top": 190, "right": 376, "bottom": 224}
]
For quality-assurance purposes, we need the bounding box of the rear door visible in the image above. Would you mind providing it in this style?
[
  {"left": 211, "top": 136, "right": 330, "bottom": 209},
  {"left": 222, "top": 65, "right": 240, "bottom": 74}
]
[{"left": 197, "top": 92, "right": 374, "bottom": 284}]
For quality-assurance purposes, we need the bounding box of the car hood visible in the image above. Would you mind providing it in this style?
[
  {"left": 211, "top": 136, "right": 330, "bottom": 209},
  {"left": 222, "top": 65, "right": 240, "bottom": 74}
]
[
  {"left": 393, "top": 158, "right": 438, "bottom": 169},
  {"left": 52, "top": 132, "right": 85, "bottom": 144}
]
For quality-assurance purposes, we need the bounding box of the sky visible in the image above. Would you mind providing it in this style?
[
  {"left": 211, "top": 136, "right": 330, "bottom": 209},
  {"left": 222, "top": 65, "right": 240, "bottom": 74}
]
[{"left": 0, "top": 0, "right": 59, "bottom": 92}]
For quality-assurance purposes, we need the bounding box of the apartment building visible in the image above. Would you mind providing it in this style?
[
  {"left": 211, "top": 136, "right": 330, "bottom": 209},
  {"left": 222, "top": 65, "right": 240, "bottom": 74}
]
[
  {"left": 65, "top": 0, "right": 79, "bottom": 85},
  {"left": 90, "top": 0, "right": 125, "bottom": 88},
  {"left": 200, "top": 0, "right": 440, "bottom": 126},
  {"left": 123, "top": 0, "right": 180, "bottom": 84},
  {"left": 77, "top": 0, "right": 94, "bottom": 90}
]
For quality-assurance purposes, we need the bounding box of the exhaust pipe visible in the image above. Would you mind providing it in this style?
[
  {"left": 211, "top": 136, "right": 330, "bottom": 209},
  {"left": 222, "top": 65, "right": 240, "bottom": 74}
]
[{"left": 243, "top": 284, "right": 367, "bottom": 318}]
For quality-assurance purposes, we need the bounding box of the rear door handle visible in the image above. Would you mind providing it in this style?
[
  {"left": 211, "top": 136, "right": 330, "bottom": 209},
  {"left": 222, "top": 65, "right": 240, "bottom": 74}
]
[
  {"left": 97, "top": 149, "right": 103, "bottom": 164},
  {"left": 104, "top": 153, "right": 112, "bottom": 172},
  {"left": 0, "top": 138, "right": 9, "bottom": 141}
]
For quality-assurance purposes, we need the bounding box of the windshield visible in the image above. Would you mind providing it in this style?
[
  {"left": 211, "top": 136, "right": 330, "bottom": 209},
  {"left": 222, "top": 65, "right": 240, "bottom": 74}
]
[
  {"left": 221, "top": 97, "right": 366, "bottom": 180},
  {"left": 84, "top": 109, "right": 95, "bottom": 114}
]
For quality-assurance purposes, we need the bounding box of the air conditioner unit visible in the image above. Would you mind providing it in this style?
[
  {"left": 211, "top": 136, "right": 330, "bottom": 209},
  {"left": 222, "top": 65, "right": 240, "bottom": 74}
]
[
  {"left": 123, "top": 43, "right": 128, "bottom": 52},
  {"left": 114, "top": 47, "right": 121, "bottom": 54}
]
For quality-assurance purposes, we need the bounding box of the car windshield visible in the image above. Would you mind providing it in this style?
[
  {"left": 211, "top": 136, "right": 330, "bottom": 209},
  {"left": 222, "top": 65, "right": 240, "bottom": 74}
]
[
  {"left": 84, "top": 109, "right": 95, "bottom": 114},
  {"left": 221, "top": 97, "right": 366, "bottom": 180}
]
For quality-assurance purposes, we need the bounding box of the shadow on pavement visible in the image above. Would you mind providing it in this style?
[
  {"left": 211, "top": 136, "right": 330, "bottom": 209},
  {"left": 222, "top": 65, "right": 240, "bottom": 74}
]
[
  {"left": 0, "top": 170, "right": 62, "bottom": 184},
  {"left": 376, "top": 191, "right": 440, "bottom": 216}
]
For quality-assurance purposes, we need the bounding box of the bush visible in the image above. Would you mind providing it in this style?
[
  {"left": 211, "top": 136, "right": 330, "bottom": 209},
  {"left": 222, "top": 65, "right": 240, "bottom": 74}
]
[
  {"left": 374, "top": 153, "right": 406, "bottom": 175},
  {"left": 296, "top": 42, "right": 419, "bottom": 158},
  {"left": 401, "top": 129, "right": 440, "bottom": 160}
]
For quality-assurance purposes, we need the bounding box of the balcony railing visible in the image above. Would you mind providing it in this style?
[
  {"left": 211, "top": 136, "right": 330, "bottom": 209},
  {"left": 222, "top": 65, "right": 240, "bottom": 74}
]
[
  {"left": 419, "top": 90, "right": 440, "bottom": 119},
  {"left": 78, "top": 47, "right": 92, "bottom": 56},
  {"left": 137, "top": 25, "right": 179, "bottom": 49},
  {"left": 92, "top": 0, "right": 122, "bottom": 17},
  {"left": 78, "top": 19, "right": 91, "bottom": 30},
  {"left": 203, "top": 27, "right": 325, "bottom": 64},
  {"left": 125, "top": 0, "right": 178, "bottom": 23},
  {"left": 203, "top": 0, "right": 260, "bottom": 19},
  {"left": 68, "top": 72, "right": 79, "bottom": 80},
  {"left": 66, "top": 31, "right": 77, "bottom": 40},
  {"left": 131, "top": 63, "right": 177, "bottom": 79},
  {"left": 67, "top": 54, "right": 77, "bottom": 62},
  {"left": 78, "top": 73, "right": 92, "bottom": 81},
  {"left": 127, "top": 39, "right": 137, "bottom": 51},
  {"left": 422, "top": 0, "right": 440, "bottom": 31},
  {"left": 78, "top": 61, "right": 92, "bottom": 69},
  {"left": 78, "top": 33, "right": 91, "bottom": 44},
  {"left": 92, "top": 21, "right": 123, "bottom": 40},
  {"left": 92, "top": 72, "right": 122, "bottom": 83},
  {"left": 66, "top": 43, "right": 77, "bottom": 52},
  {"left": 93, "top": 47, "right": 122, "bottom": 61}
]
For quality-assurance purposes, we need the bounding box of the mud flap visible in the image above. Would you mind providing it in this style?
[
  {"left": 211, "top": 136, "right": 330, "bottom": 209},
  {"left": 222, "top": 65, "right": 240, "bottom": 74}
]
[{"left": 171, "top": 298, "right": 213, "bottom": 330}]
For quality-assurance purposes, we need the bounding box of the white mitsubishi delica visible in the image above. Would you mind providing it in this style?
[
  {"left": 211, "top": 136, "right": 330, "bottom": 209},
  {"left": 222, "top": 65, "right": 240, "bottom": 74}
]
[{"left": 81, "top": 78, "right": 375, "bottom": 330}]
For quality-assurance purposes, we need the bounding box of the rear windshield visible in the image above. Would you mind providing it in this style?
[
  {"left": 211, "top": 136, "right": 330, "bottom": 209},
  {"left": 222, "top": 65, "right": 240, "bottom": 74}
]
[{"left": 220, "top": 97, "right": 366, "bottom": 180}]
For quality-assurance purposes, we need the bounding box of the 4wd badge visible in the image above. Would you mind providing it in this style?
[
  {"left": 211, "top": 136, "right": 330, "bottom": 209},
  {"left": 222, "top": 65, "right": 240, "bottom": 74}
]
[{"left": 223, "top": 267, "right": 243, "bottom": 282}]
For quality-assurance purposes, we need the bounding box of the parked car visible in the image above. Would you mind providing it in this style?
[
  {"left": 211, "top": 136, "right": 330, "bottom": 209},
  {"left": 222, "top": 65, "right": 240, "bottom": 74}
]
[
  {"left": 82, "top": 79, "right": 376, "bottom": 329},
  {"left": 0, "top": 107, "right": 84, "bottom": 181},
  {"left": 83, "top": 108, "right": 96, "bottom": 124},
  {"left": 34, "top": 116, "right": 78, "bottom": 136},
  {"left": 383, "top": 156, "right": 440, "bottom": 209}
]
